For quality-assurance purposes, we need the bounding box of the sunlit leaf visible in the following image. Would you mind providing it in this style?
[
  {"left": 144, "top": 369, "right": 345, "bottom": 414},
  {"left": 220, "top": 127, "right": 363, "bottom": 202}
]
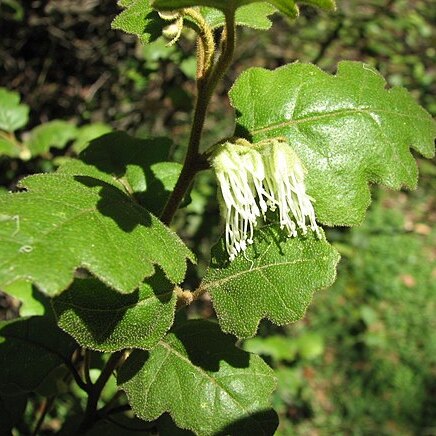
[
  {"left": 230, "top": 61, "right": 436, "bottom": 225},
  {"left": 0, "top": 172, "right": 194, "bottom": 296},
  {"left": 118, "top": 320, "right": 278, "bottom": 435},
  {"left": 202, "top": 226, "right": 339, "bottom": 337}
]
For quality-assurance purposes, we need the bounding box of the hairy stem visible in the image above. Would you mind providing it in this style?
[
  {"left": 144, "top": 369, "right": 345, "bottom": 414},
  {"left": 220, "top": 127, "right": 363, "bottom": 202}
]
[
  {"left": 160, "top": 10, "right": 236, "bottom": 225},
  {"left": 184, "top": 8, "right": 215, "bottom": 80}
]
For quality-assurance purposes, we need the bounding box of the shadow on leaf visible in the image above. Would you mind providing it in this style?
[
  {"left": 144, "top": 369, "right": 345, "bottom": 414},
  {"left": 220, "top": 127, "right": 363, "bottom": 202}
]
[
  {"left": 74, "top": 175, "right": 152, "bottom": 232},
  {"left": 78, "top": 132, "right": 178, "bottom": 215},
  {"left": 52, "top": 268, "right": 175, "bottom": 350}
]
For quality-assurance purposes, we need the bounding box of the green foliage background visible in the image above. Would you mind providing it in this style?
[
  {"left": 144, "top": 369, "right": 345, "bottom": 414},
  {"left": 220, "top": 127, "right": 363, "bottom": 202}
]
[{"left": 0, "top": 0, "right": 435, "bottom": 434}]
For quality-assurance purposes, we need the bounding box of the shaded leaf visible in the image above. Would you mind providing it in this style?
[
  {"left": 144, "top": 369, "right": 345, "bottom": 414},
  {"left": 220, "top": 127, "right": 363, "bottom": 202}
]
[
  {"left": 0, "top": 173, "right": 194, "bottom": 296},
  {"left": 52, "top": 271, "right": 177, "bottom": 352},
  {"left": 0, "top": 87, "right": 29, "bottom": 132},
  {"left": 73, "top": 132, "right": 181, "bottom": 215},
  {"left": 0, "top": 393, "right": 27, "bottom": 432},
  {"left": 230, "top": 61, "right": 436, "bottom": 226},
  {"left": 28, "top": 120, "right": 78, "bottom": 156},
  {"left": 118, "top": 320, "right": 278, "bottom": 435},
  {"left": 202, "top": 226, "right": 340, "bottom": 338},
  {"left": 0, "top": 316, "right": 77, "bottom": 395}
]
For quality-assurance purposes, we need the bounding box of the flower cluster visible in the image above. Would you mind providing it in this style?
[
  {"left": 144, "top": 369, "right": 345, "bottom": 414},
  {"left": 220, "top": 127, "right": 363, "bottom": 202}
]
[{"left": 210, "top": 138, "right": 320, "bottom": 261}]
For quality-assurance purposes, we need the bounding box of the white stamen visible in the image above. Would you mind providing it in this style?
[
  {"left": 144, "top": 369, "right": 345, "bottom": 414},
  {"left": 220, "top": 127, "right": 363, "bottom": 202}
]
[{"left": 210, "top": 138, "right": 320, "bottom": 260}]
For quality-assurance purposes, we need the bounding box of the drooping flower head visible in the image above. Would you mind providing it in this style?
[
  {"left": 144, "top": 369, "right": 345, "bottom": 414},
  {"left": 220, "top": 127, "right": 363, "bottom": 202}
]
[{"left": 209, "top": 137, "right": 320, "bottom": 261}]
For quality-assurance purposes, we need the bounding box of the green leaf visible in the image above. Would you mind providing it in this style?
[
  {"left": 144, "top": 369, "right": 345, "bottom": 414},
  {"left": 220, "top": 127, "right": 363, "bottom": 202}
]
[
  {"left": 0, "top": 316, "right": 77, "bottom": 395},
  {"left": 0, "top": 133, "right": 20, "bottom": 157},
  {"left": 118, "top": 320, "right": 278, "bottom": 435},
  {"left": 0, "top": 88, "right": 29, "bottom": 132},
  {"left": 244, "top": 335, "right": 298, "bottom": 362},
  {"left": 152, "top": 0, "right": 336, "bottom": 18},
  {"left": 0, "top": 172, "right": 194, "bottom": 296},
  {"left": 201, "top": 4, "right": 276, "bottom": 30},
  {"left": 112, "top": 0, "right": 164, "bottom": 44},
  {"left": 266, "top": 0, "right": 336, "bottom": 17},
  {"left": 72, "top": 132, "right": 181, "bottom": 215},
  {"left": 27, "top": 120, "right": 78, "bottom": 156},
  {"left": 2, "top": 281, "right": 48, "bottom": 316},
  {"left": 230, "top": 61, "right": 436, "bottom": 226},
  {"left": 244, "top": 332, "right": 324, "bottom": 362},
  {"left": 71, "top": 123, "right": 112, "bottom": 154},
  {"left": 52, "top": 271, "right": 177, "bottom": 352},
  {"left": 202, "top": 226, "right": 340, "bottom": 338}
]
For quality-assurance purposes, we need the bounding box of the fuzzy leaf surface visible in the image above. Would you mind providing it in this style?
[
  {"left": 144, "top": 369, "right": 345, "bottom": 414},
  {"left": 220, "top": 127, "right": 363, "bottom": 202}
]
[
  {"left": 201, "top": 4, "right": 276, "bottom": 30},
  {"left": 202, "top": 227, "right": 340, "bottom": 338},
  {"left": 118, "top": 320, "right": 278, "bottom": 435},
  {"left": 0, "top": 88, "right": 29, "bottom": 132},
  {"left": 152, "top": 0, "right": 335, "bottom": 18},
  {"left": 112, "top": 0, "right": 164, "bottom": 44},
  {"left": 0, "top": 316, "right": 77, "bottom": 395},
  {"left": 0, "top": 173, "right": 194, "bottom": 296},
  {"left": 52, "top": 272, "right": 177, "bottom": 352},
  {"left": 230, "top": 61, "right": 436, "bottom": 226}
]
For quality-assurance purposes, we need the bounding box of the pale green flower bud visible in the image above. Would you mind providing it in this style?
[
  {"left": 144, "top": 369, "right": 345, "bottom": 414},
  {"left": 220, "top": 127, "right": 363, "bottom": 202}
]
[
  {"left": 210, "top": 138, "right": 320, "bottom": 261},
  {"left": 158, "top": 10, "right": 184, "bottom": 46}
]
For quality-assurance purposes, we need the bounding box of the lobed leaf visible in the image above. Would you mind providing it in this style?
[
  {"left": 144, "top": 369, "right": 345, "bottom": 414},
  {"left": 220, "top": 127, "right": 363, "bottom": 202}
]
[
  {"left": 230, "top": 61, "right": 436, "bottom": 226},
  {"left": 0, "top": 172, "right": 194, "bottom": 296},
  {"left": 118, "top": 320, "right": 278, "bottom": 435},
  {"left": 202, "top": 226, "right": 340, "bottom": 338},
  {"left": 52, "top": 271, "right": 177, "bottom": 352},
  {"left": 201, "top": 4, "right": 276, "bottom": 30}
]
